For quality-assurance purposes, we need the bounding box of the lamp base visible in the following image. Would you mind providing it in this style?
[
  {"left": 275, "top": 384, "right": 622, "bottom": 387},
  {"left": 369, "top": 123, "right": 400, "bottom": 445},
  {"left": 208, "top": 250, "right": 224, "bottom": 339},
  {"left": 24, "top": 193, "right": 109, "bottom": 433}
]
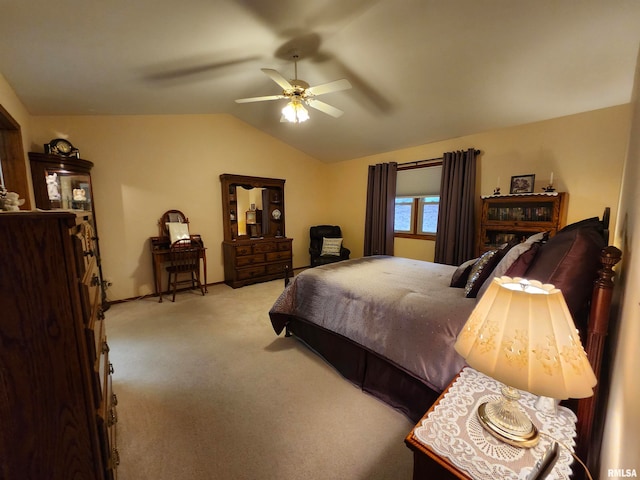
[{"left": 476, "top": 385, "right": 540, "bottom": 448}]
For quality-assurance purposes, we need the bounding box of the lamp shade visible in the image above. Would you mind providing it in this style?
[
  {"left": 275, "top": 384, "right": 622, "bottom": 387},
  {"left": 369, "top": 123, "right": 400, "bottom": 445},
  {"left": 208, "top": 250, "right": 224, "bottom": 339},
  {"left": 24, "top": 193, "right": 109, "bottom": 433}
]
[
  {"left": 454, "top": 276, "right": 596, "bottom": 399},
  {"left": 281, "top": 99, "right": 309, "bottom": 123}
]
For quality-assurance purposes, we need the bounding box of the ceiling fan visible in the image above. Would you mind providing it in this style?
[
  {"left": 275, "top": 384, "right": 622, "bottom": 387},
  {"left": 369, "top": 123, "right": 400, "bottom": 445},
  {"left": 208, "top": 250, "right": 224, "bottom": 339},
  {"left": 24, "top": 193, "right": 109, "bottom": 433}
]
[{"left": 235, "top": 55, "right": 352, "bottom": 123}]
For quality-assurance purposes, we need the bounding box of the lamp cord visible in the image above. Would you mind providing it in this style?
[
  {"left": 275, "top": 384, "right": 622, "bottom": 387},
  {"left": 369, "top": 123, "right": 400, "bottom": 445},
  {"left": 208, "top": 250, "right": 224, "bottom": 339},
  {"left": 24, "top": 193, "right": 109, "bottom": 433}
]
[{"left": 538, "top": 432, "right": 593, "bottom": 480}]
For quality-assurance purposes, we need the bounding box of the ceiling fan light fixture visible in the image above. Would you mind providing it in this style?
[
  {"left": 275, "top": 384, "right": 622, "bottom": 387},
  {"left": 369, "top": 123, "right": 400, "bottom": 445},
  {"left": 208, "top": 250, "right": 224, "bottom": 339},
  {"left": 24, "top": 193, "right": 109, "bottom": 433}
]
[{"left": 282, "top": 98, "right": 309, "bottom": 123}]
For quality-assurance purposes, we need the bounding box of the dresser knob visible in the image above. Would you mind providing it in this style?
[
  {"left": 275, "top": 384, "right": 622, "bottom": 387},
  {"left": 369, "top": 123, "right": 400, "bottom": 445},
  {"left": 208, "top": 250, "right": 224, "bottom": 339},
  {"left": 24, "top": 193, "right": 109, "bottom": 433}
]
[{"left": 108, "top": 407, "right": 118, "bottom": 426}]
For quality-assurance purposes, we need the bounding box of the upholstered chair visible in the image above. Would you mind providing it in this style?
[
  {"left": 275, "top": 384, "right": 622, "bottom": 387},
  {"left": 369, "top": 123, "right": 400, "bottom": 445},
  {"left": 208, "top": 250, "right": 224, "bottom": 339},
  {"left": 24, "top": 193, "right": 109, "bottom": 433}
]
[{"left": 309, "top": 225, "right": 351, "bottom": 267}]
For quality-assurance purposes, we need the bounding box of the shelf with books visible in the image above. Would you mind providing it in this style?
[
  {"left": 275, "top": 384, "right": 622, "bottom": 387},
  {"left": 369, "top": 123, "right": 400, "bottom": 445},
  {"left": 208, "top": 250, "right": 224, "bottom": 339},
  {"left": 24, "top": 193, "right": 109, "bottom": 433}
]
[{"left": 476, "top": 192, "right": 567, "bottom": 256}]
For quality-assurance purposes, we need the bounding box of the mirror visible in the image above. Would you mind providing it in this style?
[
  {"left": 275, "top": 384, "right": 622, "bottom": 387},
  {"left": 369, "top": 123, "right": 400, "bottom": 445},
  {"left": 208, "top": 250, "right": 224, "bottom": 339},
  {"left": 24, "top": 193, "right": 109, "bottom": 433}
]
[
  {"left": 236, "top": 186, "right": 264, "bottom": 237},
  {"left": 220, "top": 174, "right": 286, "bottom": 242},
  {"left": 159, "top": 209, "right": 189, "bottom": 238}
]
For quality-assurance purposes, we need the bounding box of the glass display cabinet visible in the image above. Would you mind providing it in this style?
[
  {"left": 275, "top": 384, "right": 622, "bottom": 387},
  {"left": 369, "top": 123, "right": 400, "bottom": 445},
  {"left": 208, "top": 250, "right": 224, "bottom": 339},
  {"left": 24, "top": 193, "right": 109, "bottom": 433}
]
[
  {"left": 29, "top": 152, "right": 94, "bottom": 211},
  {"left": 476, "top": 192, "right": 567, "bottom": 256},
  {"left": 29, "top": 151, "right": 109, "bottom": 308}
]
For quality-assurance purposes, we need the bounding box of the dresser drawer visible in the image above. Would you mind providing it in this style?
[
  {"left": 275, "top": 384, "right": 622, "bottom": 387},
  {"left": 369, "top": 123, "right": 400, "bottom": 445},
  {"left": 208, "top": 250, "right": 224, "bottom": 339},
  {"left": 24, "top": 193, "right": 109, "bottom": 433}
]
[
  {"left": 237, "top": 265, "right": 266, "bottom": 280},
  {"left": 86, "top": 304, "right": 105, "bottom": 366},
  {"left": 236, "top": 253, "right": 265, "bottom": 267},
  {"left": 235, "top": 245, "right": 253, "bottom": 256},
  {"left": 266, "top": 250, "right": 291, "bottom": 262},
  {"left": 266, "top": 261, "right": 291, "bottom": 275},
  {"left": 80, "top": 256, "right": 101, "bottom": 323},
  {"left": 93, "top": 339, "right": 109, "bottom": 410},
  {"left": 105, "top": 373, "right": 118, "bottom": 433},
  {"left": 72, "top": 219, "right": 97, "bottom": 274},
  {"left": 98, "top": 341, "right": 119, "bottom": 478},
  {"left": 253, "top": 242, "right": 275, "bottom": 253},
  {"left": 277, "top": 241, "right": 291, "bottom": 251},
  {"left": 109, "top": 416, "right": 120, "bottom": 477}
]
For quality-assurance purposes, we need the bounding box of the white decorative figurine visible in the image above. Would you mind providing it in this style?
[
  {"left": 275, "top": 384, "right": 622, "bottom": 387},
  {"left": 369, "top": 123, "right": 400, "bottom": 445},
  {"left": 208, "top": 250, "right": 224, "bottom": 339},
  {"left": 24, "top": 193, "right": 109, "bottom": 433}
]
[
  {"left": 1, "top": 191, "right": 26, "bottom": 211},
  {"left": 73, "top": 188, "right": 87, "bottom": 202},
  {"left": 46, "top": 173, "right": 61, "bottom": 200}
]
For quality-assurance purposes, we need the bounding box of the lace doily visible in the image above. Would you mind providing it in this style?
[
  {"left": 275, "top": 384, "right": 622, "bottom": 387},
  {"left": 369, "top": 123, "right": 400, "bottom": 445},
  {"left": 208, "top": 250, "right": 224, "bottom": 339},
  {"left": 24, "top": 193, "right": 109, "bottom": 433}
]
[{"left": 413, "top": 367, "right": 577, "bottom": 479}]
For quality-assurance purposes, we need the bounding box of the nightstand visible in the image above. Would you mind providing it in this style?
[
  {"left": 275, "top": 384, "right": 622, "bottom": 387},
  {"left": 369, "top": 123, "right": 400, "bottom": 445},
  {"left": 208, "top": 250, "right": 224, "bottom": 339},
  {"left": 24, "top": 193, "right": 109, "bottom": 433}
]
[{"left": 405, "top": 367, "right": 578, "bottom": 480}]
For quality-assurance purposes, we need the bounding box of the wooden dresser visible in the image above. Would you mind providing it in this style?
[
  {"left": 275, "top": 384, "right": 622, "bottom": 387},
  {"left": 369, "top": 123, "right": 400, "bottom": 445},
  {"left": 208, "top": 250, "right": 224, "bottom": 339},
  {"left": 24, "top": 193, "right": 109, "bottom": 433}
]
[
  {"left": 0, "top": 211, "right": 118, "bottom": 480},
  {"left": 220, "top": 174, "right": 293, "bottom": 288},
  {"left": 223, "top": 237, "right": 293, "bottom": 288}
]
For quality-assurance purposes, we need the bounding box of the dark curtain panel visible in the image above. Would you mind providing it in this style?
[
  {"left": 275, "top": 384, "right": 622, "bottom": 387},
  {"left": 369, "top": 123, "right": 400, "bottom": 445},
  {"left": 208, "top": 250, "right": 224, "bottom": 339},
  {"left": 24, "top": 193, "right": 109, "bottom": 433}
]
[
  {"left": 364, "top": 162, "right": 397, "bottom": 256},
  {"left": 434, "top": 149, "right": 478, "bottom": 265}
]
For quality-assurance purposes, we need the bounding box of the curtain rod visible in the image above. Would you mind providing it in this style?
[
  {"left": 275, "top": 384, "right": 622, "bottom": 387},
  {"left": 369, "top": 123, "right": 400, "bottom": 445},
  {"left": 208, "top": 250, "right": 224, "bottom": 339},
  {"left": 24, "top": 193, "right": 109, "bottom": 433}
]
[
  {"left": 398, "top": 157, "right": 442, "bottom": 167},
  {"left": 397, "top": 149, "right": 481, "bottom": 167}
]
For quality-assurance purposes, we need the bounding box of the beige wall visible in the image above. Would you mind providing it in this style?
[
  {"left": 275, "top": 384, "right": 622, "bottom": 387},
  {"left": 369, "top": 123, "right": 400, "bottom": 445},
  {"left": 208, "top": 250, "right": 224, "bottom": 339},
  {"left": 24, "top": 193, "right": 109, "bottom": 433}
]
[
  {"left": 28, "top": 114, "right": 329, "bottom": 301},
  {"left": 602, "top": 47, "right": 640, "bottom": 477},
  {"left": 0, "top": 74, "right": 34, "bottom": 203},
  {"left": 0, "top": 74, "right": 31, "bottom": 141},
  {"left": 326, "top": 105, "right": 631, "bottom": 262}
]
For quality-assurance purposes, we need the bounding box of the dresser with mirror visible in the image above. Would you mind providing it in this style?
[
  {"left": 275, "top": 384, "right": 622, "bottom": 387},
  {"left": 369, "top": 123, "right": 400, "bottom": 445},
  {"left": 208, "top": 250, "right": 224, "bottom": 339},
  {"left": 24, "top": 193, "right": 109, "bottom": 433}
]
[{"left": 220, "top": 174, "right": 292, "bottom": 288}]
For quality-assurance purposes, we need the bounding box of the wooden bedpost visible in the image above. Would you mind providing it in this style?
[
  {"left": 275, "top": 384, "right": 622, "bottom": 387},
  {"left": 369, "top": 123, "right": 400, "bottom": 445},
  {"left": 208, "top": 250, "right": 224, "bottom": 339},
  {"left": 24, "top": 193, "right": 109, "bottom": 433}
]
[
  {"left": 576, "top": 245, "right": 621, "bottom": 476},
  {"left": 284, "top": 264, "right": 291, "bottom": 287}
]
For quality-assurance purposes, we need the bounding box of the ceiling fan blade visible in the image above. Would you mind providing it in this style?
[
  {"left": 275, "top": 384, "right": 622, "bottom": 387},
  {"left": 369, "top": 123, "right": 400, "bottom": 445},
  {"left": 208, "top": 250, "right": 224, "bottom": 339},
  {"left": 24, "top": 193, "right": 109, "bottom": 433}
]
[
  {"left": 261, "top": 68, "right": 293, "bottom": 91},
  {"left": 305, "top": 98, "right": 344, "bottom": 118},
  {"left": 235, "top": 94, "right": 287, "bottom": 103},
  {"left": 306, "top": 78, "right": 352, "bottom": 96}
]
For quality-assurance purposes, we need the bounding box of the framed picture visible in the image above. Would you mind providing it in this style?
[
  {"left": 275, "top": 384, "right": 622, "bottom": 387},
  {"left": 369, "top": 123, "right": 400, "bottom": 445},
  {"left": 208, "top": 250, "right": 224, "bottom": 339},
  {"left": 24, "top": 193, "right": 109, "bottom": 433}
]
[{"left": 510, "top": 174, "right": 535, "bottom": 194}]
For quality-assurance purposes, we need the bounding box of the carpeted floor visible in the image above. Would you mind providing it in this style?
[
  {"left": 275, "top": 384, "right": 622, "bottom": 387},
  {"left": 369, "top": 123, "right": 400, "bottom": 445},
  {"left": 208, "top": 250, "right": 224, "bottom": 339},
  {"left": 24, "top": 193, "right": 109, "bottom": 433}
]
[{"left": 106, "top": 279, "right": 414, "bottom": 479}]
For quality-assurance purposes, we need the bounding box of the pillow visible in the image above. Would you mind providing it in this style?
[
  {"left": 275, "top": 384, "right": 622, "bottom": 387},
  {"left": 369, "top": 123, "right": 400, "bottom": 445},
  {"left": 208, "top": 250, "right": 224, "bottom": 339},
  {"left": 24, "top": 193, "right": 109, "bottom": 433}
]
[
  {"left": 475, "top": 244, "right": 530, "bottom": 299},
  {"left": 464, "top": 250, "right": 502, "bottom": 298},
  {"left": 168, "top": 222, "right": 190, "bottom": 244},
  {"left": 320, "top": 237, "right": 343, "bottom": 256},
  {"left": 481, "top": 231, "right": 548, "bottom": 284},
  {"left": 450, "top": 257, "right": 478, "bottom": 288},
  {"left": 465, "top": 237, "right": 520, "bottom": 298},
  {"left": 524, "top": 222, "right": 606, "bottom": 317},
  {"left": 504, "top": 242, "right": 541, "bottom": 277},
  {"left": 558, "top": 216, "right": 603, "bottom": 234}
]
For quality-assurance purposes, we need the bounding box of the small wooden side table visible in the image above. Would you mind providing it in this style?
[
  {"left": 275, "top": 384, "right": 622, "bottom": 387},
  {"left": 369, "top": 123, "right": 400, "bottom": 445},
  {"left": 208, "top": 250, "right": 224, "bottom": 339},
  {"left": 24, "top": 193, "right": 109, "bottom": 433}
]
[{"left": 405, "top": 367, "right": 578, "bottom": 480}]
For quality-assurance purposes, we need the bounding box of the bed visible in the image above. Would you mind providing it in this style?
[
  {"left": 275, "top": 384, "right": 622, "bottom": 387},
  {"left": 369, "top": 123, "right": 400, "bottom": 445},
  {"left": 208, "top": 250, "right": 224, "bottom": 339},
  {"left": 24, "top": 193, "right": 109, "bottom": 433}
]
[{"left": 269, "top": 210, "right": 621, "bottom": 476}]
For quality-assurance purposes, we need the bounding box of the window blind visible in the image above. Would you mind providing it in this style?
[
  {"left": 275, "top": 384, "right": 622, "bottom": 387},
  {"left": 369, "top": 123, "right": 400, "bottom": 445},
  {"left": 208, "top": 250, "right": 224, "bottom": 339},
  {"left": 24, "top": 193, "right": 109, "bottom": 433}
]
[{"left": 396, "top": 165, "right": 442, "bottom": 197}]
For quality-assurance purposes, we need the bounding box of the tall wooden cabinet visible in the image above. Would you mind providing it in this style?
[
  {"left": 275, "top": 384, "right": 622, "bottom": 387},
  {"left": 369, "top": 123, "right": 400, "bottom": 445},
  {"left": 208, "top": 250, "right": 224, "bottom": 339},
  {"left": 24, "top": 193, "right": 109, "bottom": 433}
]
[
  {"left": 0, "top": 211, "right": 118, "bottom": 480},
  {"left": 477, "top": 192, "right": 568, "bottom": 256},
  {"left": 220, "top": 174, "right": 293, "bottom": 288}
]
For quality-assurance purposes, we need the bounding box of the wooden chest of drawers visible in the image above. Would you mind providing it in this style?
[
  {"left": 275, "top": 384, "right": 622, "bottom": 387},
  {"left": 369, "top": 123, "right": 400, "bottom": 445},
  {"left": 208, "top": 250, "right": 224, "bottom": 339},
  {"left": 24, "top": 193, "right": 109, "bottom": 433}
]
[
  {"left": 0, "top": 211, "right": 118, "bottom": 480},
  {"left": 223, "top": 237, "right": 293, "bottom": 288}
]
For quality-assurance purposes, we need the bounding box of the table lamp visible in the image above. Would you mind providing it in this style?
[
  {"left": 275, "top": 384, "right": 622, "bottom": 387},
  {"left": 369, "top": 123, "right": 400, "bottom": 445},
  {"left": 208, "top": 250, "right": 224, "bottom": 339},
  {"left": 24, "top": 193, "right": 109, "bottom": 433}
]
[{"left": 454, "top": 276, "right": 596, "bottom": 448}]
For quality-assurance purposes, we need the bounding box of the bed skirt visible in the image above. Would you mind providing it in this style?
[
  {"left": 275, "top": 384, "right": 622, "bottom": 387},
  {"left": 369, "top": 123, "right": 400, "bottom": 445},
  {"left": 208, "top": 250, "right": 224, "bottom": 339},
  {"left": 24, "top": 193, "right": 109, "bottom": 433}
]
[{"left": 285, "top": 316, "right": 441, "bottom": 423}]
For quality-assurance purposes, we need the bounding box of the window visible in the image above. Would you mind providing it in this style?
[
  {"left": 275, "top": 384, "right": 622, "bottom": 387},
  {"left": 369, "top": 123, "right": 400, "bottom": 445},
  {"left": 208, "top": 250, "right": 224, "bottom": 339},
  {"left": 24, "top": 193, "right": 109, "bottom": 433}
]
[
  {"left": 394, "top": 196, "right": 440, "bottom": 237},
  {"left": 419, "top": 196, "right": 439, "bottom": 234},
  {"left": 394, "top": 197, "right": 414, "bottom": 233},
  {"left": 394, "top": 163, "right": 441, "bottom": 239}
]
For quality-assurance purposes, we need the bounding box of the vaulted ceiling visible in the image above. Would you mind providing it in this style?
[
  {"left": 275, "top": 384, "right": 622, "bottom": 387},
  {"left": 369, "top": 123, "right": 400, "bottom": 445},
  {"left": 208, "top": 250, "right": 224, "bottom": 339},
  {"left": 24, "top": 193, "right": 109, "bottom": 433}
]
[{"left": 2, "top": 0, "right": 640, "bottom": 162}]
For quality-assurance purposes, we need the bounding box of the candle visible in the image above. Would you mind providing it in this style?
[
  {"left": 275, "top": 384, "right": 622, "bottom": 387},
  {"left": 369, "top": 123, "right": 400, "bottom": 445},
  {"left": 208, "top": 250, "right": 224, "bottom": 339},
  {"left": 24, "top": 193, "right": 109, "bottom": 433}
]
[{"left": 550, "top": 172, "right": 554, "bottom": 185}]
